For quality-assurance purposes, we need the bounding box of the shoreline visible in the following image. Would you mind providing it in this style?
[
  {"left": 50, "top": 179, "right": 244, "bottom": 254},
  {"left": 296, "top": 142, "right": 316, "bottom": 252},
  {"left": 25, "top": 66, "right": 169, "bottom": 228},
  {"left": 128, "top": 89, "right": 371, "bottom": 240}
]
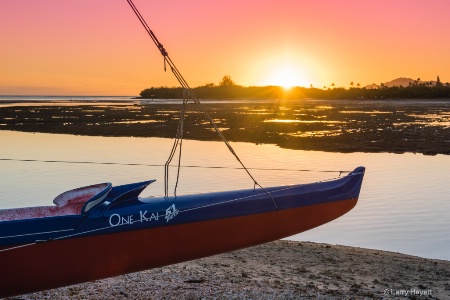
[
  {"left": 11, "top": 240, "right": 450, "bottom": 299},
  {"left": 1, "top": 99, "right": 449, "bottom": 156}
]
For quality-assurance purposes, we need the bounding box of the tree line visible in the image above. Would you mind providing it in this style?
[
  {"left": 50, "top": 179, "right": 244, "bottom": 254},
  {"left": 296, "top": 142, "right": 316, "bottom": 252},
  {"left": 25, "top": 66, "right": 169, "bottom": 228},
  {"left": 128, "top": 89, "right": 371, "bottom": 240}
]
[{"left": 139, "top": 76, "right": 450, "bottom": 100}]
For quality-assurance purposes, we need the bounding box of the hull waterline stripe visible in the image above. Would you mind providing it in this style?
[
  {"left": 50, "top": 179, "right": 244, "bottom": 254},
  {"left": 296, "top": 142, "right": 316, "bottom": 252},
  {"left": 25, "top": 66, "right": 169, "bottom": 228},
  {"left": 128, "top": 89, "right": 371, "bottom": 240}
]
[{"left": 0, "top": 228, "right": 73, "bottom": 240}]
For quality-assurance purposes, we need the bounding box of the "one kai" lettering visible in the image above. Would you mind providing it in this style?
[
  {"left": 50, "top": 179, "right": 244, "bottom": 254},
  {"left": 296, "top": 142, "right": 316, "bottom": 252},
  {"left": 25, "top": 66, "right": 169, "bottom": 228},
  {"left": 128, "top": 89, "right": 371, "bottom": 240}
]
[
  {"left": 109, "top": 213, "right": 134, "bottom": 227},
  {"left": 140, "top": 210, "right": 159, "bottom": 222}
]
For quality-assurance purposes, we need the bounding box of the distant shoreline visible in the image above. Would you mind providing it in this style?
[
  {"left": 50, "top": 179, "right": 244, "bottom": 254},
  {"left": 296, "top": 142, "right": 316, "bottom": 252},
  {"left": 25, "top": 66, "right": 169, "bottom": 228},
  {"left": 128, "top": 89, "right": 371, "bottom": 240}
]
[
  {"left": 2, "top": 97, "right": 450, "bottom": 102},
  {"left": 1, "top": 99, "right": 449, "bottom": 156},
  {"left": 139, "top": 80, "right": 450, "bottom": 100},
  {"left": 2, "top": 97, "right": 450, "bottom": 108}
]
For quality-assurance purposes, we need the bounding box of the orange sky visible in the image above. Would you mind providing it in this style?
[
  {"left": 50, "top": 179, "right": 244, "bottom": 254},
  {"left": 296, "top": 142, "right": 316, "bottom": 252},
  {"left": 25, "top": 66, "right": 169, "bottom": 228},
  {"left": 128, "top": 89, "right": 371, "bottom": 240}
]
[{"left": 1, "top": 0, "right": 450, "bottom": 96}]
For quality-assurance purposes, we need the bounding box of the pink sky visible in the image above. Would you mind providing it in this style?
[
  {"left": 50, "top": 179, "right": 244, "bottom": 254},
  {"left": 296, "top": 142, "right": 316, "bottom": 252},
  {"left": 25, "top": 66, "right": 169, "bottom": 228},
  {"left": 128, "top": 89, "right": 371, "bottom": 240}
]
[{"left": 1, "top": 0, "right": 450, "bottom": 95}]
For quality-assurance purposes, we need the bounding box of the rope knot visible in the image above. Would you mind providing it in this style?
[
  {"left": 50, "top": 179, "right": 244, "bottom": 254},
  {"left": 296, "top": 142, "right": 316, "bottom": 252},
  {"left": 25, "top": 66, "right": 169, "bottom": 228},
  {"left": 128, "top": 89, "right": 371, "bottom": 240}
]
[{"left": 158, "top": 44, "right": 168, "bottom": 56}]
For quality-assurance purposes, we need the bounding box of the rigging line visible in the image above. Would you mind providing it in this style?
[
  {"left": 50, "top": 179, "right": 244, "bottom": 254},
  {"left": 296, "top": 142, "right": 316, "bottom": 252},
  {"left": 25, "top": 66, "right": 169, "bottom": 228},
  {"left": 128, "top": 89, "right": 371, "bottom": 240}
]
[
  {"left": 174, "top": 93, "right": 190, "bottom": 195},
  {"left": 164, "top": 135, "right": 178, "bottom": 197},
  {"left": 125, "top": 0, "right": 167, "bottom": 58},
  {"left": 125, "top": 1, "right": 268, "bottom": 178},
  {"left": 127, "top": 0, "right": 278, "bottom": 210},
  {"left": 0, "top": 158, "right": 350, "bottom": 174},
  {"left": 182, "top": 89, "right": 280, "bottom": 208},
  {"left": 0, "top": 158, "right": 351, "bottom": 174},
  {"left": 164, "top": 91, "right": 189, "bottom": 197},
  {"left": 125, "top": 1, "right": 254, "bottom": 189},
  {"left": 163, "top": 98, "right": 186, "bottom": 195}
]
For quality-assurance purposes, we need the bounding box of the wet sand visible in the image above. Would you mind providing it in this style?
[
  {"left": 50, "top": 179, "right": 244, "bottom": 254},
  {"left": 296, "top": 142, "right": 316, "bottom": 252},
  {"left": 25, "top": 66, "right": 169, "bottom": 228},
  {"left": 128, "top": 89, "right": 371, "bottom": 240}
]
[
  {"left": 10, "top": 240, "right": 450, "bottom": 299},
  {"left": 1, "top": 99, "right": 449, "bottom": 155}
]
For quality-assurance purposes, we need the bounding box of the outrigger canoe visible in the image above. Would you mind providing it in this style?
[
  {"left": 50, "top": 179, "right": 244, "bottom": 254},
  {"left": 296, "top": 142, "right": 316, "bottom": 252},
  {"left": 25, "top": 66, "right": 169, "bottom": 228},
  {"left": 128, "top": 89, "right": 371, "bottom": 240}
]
[{"left": 0, "top": 166, "right": 364, "bottom": 298}]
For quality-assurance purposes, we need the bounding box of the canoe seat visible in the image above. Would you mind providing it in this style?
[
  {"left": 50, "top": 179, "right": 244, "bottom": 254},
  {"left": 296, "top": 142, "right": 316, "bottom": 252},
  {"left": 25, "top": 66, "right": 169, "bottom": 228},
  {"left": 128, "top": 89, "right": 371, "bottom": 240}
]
[{"left": 0, "top": 183, "right": 111, "bottom": 222}]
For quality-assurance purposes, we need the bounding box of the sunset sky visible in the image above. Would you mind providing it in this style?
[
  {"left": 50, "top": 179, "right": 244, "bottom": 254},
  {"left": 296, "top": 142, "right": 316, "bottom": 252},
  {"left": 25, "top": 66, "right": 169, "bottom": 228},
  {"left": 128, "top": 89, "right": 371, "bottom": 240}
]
[{"left": 1, "top": 0, "right": 450, "bottom": 96}]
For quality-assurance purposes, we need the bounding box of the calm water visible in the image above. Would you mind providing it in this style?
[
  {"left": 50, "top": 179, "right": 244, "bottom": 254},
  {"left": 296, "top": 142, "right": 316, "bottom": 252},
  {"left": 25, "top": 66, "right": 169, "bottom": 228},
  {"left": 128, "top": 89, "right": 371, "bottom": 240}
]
[
  {"left": 0, "top": 95, "right": 136, "bottom": 102},
  {"left": 1, "top": 130, "right": 449, "bottom": 260}
]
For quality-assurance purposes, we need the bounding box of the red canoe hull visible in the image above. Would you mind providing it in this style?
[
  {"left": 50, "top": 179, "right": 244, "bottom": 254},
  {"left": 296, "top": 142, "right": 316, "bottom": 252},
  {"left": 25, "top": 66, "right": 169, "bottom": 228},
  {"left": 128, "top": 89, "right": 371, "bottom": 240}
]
[{"left": 0, "top": 197, "right": 357, "bottom": 297}]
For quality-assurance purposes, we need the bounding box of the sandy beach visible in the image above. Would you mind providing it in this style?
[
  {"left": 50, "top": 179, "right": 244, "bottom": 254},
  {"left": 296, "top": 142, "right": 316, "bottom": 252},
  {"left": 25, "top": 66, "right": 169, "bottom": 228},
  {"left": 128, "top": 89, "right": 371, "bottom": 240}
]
[{"left": 7, "top": 240, "right": 449, "bottom": 299}]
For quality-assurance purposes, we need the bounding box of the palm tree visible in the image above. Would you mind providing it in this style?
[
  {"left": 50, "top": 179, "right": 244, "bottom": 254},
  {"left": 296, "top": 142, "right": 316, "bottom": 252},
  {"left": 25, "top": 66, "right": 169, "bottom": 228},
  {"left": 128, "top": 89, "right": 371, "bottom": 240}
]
[{"left": 436, "top": 76, "right": 442, "bottom": 86}]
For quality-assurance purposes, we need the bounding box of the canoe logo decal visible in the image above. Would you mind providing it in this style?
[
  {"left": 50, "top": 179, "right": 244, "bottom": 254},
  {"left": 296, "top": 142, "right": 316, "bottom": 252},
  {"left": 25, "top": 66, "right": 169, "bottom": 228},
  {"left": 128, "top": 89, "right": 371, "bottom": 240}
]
[
  {"left": 109, "top": 210, "right": 160, "bottom": 227},
  {"left": 107, "top": 205, "right": 178, "bottom": 227},
  {"left": 165, "top": 204, "right": 179, "bottom": 222}
]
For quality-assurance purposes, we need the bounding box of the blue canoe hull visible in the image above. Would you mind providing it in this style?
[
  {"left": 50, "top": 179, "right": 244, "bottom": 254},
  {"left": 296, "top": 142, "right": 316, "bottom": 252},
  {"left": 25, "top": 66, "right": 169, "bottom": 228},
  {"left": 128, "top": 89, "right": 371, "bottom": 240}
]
[{"left": 0, "top": 167, "right": 364, "bottom": 297}]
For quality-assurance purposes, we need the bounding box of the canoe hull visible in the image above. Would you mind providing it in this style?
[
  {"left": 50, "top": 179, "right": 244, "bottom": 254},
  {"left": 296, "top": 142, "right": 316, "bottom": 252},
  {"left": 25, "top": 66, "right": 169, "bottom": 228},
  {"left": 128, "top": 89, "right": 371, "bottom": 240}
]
[
  {"left": 0, "top": 166, "right": 364, "bottom": 297},
  {"left": 0, "top": 197, "right": 356, "bottom": 297}
]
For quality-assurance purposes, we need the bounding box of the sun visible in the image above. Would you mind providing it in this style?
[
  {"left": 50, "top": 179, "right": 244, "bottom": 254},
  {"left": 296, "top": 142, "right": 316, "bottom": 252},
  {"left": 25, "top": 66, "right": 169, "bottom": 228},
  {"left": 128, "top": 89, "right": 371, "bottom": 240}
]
[{"left": 261, "top": 65, "right": 308, "bottom": 89}]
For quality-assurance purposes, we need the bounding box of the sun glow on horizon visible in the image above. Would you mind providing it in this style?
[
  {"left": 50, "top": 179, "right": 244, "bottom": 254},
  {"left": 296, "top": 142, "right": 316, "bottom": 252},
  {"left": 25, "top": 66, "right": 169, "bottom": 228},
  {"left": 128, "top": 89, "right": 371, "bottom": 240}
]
[{"left": 258, "top": 64, "right": 309, "bottom": 89}]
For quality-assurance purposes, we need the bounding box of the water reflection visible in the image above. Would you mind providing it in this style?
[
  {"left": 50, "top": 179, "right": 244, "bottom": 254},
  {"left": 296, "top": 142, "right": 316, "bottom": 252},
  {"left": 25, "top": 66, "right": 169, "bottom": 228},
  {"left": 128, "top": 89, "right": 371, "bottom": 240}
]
[
  {"left": 0, "top": 131, "right": 449, "bottom": 260},
  {"left": 281, "top": 130, "right": 342, "bottom": 137},
  {"left": 263, "top": 119, "right": 345, "bottom": 124},
  {"left": 113, "top": 120, "right": 164, "bottom": 124},
  {"left": 339, "top": 110, "right": 392, "bottom": 114}
]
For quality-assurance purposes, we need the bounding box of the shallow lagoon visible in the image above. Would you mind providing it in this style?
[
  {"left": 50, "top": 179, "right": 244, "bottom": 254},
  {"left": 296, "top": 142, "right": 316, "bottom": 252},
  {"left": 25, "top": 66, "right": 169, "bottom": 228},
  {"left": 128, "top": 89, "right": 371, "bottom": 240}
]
[{"left": 1, "top": 130, "right": 449, "bottom": 260}]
